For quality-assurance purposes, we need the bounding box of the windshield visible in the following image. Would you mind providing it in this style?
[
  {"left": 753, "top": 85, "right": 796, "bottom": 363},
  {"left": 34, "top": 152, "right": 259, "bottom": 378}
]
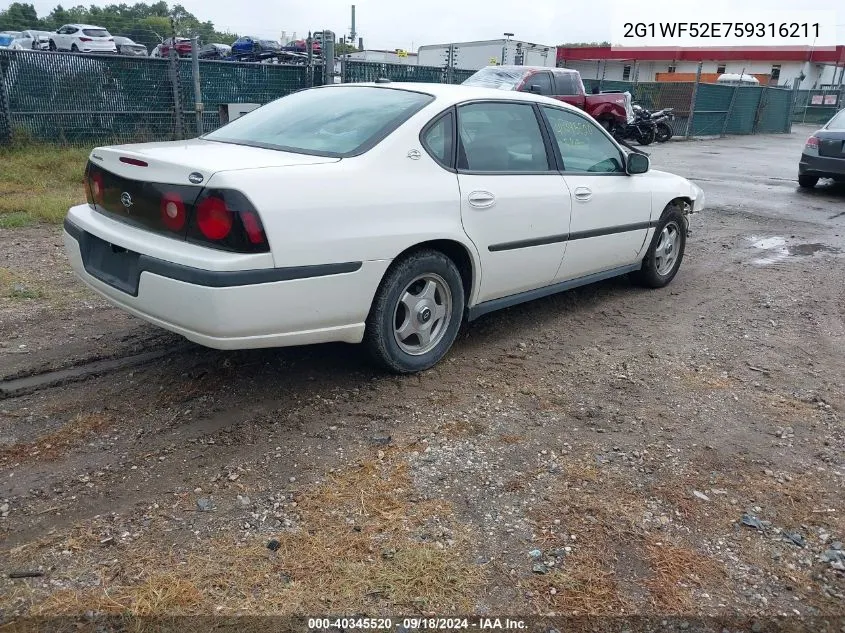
[
  {"left": 82, "top": 29, "right": 110, "bottom": 38},
  {"left": 462, "top": 67, "right": 528, "bottom": 91},
  {"left": 204, "top": 87, "right": 434, "bottom": 157},
  {"left": 826, "top": 109, "right": 845, "bottom": 131}
]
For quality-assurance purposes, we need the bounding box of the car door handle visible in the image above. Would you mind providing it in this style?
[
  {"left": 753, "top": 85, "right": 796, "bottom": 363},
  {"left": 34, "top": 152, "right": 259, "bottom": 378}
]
[
  {"left": 573, "top": 187, "right": 593, "bottom": 202},
  {"left": 468, "top": 191, "right": 496, "bottom": 209}
]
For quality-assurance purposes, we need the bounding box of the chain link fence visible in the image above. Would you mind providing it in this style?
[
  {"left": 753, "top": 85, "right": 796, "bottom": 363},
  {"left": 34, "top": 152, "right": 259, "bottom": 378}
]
[
  {"left": 792, "top": 87, "right": 844, "bottom": 125},
  {"left": 0, "top": 49, "right": 314, "bottom": 145},
  {"left": 0, "top": 49, "right": 806, "bottom": 147}
]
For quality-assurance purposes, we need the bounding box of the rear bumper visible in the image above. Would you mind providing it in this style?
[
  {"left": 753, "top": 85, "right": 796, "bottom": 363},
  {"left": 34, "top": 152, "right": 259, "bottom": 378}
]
[
  {"left": 799, "top": 153, "right": 845, "bottom": 178},
  {"left": 63, "top": 210, "right": 389, "bottom": 350}
]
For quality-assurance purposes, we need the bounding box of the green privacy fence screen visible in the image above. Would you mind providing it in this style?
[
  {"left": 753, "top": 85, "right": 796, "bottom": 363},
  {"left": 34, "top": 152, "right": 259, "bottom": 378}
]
[
  {"left": 581, "top": 77, "right": 794, "bottom": 136},
  {"left": 0, "top": 49, "right": 313, "bottom": 145},
  {"left": 0, "top": 49, "right": 800, "bottom": 146}
]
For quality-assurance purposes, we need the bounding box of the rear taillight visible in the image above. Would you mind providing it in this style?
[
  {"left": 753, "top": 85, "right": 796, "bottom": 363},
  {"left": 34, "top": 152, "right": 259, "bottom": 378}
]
[
  {"left": 79, "top": 37, "right": 92, "bottom": 42},
  {"left": 196, "top": 195, "right": 233, "bottom": 240},
  {"left": 189, "top": 189, "right": 268, "bottom": 253},
  {"left": 806, "top": 136, "right": 819, "bottom": 149},
  {"left": 160, "top": 192, "right": 187, "bottom": 232},
  {"left": 89, "top": 169, "right": 104, "bottom": 206}
]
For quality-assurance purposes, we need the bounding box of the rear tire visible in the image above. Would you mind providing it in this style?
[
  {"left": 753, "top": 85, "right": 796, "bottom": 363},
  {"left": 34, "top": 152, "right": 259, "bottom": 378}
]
[
  {"left": 71, "top": 44, "right": 79, "bottom": 52},
  {"left": 631, "top": 203, "right": 686, "bottom": 289},
  {"left": 365, "top": 250, "right": 465, "bottom": 374},
  {"left": 798, "top": 175, "right": 819, "bottom": 188},
  {"left": 655, "top": 122, "right": 673, "bottom": 142}
]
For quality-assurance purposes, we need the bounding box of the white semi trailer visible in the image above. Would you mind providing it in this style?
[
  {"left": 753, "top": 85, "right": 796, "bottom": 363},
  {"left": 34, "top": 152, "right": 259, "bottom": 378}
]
[{"left": 417, "top": 39, "right": 557, "bottom": 70}]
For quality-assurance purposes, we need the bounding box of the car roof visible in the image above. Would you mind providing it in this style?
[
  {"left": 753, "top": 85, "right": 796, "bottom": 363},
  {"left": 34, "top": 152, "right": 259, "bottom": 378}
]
[
  {"left": 67, "top": 24, "right": 109, "bottom": 29},
  {"left": 322, "top": 82, "right": 584, "bottom": 112}
]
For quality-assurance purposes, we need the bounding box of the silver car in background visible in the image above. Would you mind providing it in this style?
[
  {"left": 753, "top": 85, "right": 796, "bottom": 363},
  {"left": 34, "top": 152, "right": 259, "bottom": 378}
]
[{"left": 113, "top": 36, "right": 148, "bottom": 56}]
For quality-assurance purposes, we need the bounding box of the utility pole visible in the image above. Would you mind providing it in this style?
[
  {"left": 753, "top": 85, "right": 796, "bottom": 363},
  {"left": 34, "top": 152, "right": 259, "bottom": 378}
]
[
  {"left": 349, "top": 5, "right": 357, "bottom": 50},
  {"left": 168, "top": 15, "right": 183, "bottom": 139},
  {"left": 191, "top": 34, "right": 202, "bottom": 136}
]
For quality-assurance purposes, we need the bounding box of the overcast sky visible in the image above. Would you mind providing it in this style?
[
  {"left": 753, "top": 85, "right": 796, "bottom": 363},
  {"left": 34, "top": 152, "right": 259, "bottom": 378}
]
[{"left": 8, "top": 0, "right": 845, "bottom": 50}]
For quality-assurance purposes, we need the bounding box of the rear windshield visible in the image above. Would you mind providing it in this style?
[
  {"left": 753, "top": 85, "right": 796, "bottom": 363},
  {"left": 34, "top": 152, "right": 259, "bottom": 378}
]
[
  {"left": 83, "top": 29, "right": 110, "bottom": 37},
  {"left": 204, "top": 86, "right": 434, "bottom": 157},
  {"left": 462, "top": 67, "right": 528, "bottom": 91},
  {"left": 826, "top": 109, "right": 845, "bottom": 131}
]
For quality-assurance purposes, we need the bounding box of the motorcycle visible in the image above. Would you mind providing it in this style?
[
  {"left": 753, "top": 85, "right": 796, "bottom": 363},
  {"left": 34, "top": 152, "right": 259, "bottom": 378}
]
[
  {"left": 633, "top": 104, "right": 675, "bottom": 143},
  {"left": 617, "top": 104, "right": 656, "bottom": 146},
  {"left": 649, "top": 107, "right": 675, "bottom": 142}
]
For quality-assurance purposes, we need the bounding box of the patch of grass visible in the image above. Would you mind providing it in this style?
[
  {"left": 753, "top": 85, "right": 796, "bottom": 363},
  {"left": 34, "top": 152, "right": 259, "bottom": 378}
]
[
  {"left": 0, "top": 145, "right": 90, "bottom": 225},
  {"left": 524, "top": 457, "right": 727, "bottom": 615},
  {"left": 3, "top": 451, "right": 483, "bottom": 615},
  {"left": 644, "top": 539, "right": 724, "bottom": 613},
  {"left": 0, "top": 412, "right": 112, "bottom": 464},
  {"left": 0, "top": 267, "right": 46, "bottom": 300},
  {"left": 0, "top": 211, "right": 34, "bottom": 229}
]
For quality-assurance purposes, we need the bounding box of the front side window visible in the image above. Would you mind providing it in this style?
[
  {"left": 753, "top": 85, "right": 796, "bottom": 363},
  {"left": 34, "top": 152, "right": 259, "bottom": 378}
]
[
  {"left": 457, "top": 102, "right": 550, "bottom": 172},
  {"left": 521, "top": 72, "right": 552, "bottom": 95},
  {"left": 542, "top": 106, "right": 624, "bottom": 173},
  {"left": 204, "top": 86, "right": 433, "bottom": 157},
  {"left": 422, "top": 111, "right": 454, "bottom": 168}
]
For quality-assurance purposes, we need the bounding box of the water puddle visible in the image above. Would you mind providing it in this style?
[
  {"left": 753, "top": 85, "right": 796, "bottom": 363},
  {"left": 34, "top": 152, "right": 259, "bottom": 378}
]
[{"left": 747, "top": 236, "right": 841, "bottom": 266}]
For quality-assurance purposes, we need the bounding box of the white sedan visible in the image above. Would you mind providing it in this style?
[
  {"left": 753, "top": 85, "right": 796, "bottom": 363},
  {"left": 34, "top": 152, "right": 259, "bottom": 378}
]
[{"left": 63, "top": 83, "right": 704, "bottom": 373}]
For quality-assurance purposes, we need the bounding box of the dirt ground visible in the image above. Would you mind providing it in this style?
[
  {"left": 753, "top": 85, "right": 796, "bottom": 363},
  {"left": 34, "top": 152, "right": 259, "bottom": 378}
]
[{"left": 1, "top": 128, "right": 843, "bottom": 624}]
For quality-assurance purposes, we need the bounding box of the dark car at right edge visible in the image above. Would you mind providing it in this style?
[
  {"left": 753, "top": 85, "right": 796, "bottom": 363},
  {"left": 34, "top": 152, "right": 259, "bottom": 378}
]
[{"left": 799, "top": 108, "right": 845, "bottom": 188}]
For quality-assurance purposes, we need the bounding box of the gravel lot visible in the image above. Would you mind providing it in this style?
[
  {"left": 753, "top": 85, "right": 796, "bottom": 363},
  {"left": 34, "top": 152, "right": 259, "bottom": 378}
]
[{"left": 1, "top": 128, "right": 843, "bottom": 622}]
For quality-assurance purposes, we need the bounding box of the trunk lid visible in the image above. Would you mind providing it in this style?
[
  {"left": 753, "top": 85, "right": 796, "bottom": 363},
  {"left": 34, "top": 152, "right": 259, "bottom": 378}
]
[
  {"left": 86, "top": 139, "right": 339, "bottom": 242},
  {"left": 816, "top": 130, "right": 845, "bottom": 158},
  {"left": 92, "top": 138, "right": 340, "bottom": 184}
]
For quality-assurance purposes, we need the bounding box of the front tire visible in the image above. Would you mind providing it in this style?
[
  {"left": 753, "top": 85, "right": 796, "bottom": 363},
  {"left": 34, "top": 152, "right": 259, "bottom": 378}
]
[
  {"left": 365, "top": 250, "right": 465, "bottom": 374},
  {"left": 49, "top": 40, "right": 56, "bottom": 51},
  {"left": 631, "top": 204, "right": 687, "bottom": 289},
  {"left": 798, "top": 175, "right": 819, "bottom": 188},
  {"left": 636, "top": 126, "right": 656, "bottom": 146}
]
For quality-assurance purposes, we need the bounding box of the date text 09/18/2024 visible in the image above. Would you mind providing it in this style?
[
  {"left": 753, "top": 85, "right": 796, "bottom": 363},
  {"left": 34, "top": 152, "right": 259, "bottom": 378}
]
[{"left": 307, "top": 618, "right": 527, "bottom": 630}]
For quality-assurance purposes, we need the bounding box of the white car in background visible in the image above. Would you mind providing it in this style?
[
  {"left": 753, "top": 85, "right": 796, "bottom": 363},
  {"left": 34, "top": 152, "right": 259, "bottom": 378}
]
[
  {"left": 63, "top": 83, "right": 704, "bottom": 373},
  {"left": 21, "top": 29, "right": 51, "bottom": 50},
  {"left": 49, "top": 24, "right": 116, "bottom": 53}
]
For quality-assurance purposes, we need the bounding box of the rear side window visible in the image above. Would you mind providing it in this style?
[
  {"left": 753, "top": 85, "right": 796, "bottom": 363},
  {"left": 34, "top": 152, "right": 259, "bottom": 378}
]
[
  {"left": 457, "top": 102, "right": 551, "bottom": 172},
  {"left": 422, "top": 111, "right": 454, "bottom": 168},
  {"left": 826, "top": 109, "right": 845, "bottom": 131},
  {"left": 204, "top": 86, "right": 434, "bottom": 157},
  {"left": 82, "top": 29, "right": 109, "bottom": 37}
]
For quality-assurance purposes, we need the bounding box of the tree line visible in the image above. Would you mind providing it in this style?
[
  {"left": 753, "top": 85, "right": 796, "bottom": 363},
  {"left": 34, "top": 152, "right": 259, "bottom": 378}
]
[{"left": 0, "top": 2, "right": 239, "bottom": 51}]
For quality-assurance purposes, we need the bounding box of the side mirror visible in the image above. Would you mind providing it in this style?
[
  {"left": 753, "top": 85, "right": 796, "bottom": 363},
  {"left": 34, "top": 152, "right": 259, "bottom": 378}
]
[
  {"left": 529, "top": 84, "right": 543, "bottom": 94},
  {"left": 627, "top": 152, "right": 650, "bottom": 175}
]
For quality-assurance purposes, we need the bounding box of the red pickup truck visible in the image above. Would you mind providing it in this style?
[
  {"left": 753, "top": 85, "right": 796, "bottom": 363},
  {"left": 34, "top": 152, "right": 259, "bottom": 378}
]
[{"left": 462, "top": 66, "right": 629, "bottom": 132}]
